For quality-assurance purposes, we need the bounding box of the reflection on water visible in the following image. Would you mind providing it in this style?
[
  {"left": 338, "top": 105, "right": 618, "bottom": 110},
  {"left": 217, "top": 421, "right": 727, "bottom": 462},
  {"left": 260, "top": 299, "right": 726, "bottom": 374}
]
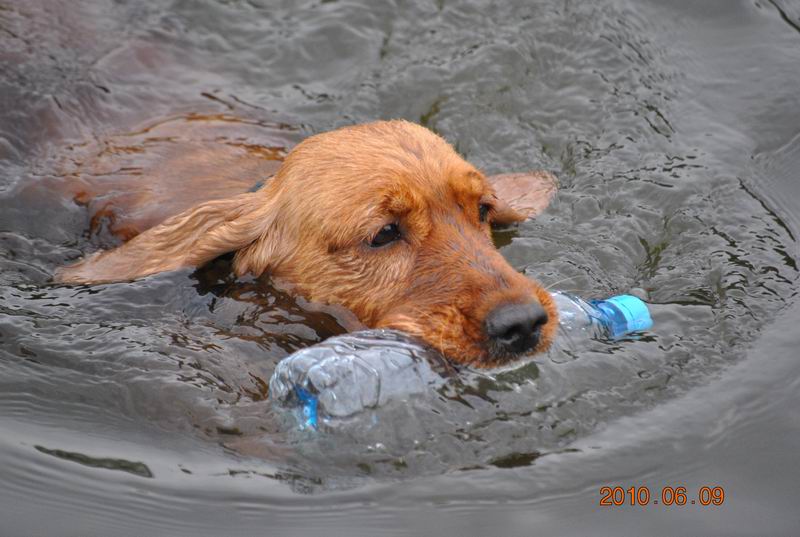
[{"left": 1, "top": 0, "right": 799, "bottom": 534}]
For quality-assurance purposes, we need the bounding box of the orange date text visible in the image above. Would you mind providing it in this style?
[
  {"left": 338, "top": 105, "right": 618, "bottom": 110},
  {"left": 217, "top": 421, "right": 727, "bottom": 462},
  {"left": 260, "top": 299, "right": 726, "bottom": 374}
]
[{"left": 599, "top": 485, "right": 725, "bottom": 507}]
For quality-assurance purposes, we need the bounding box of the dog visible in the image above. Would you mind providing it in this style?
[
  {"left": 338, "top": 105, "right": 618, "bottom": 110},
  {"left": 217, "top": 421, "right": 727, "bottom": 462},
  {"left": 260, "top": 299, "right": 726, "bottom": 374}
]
[{"left": 55, "top": 120, "right": 558, "bottom": 367}]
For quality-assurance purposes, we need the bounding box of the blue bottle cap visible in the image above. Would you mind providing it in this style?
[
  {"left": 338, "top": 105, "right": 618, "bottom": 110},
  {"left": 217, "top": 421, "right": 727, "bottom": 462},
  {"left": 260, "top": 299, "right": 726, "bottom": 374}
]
[{"left": 604, "top": 295, "right": 653, "bottom": 334}]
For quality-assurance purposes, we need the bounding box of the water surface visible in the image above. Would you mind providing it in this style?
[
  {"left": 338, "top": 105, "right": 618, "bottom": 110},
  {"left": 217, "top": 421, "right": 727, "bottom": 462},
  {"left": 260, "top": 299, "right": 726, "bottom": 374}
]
[{"left": 1, "top": 0, "right": 799, "bottom": 535}]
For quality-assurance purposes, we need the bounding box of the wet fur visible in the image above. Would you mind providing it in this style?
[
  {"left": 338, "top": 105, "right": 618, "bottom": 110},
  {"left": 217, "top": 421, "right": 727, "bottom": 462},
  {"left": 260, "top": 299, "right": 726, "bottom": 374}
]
[{"left": 56, "top": 120, "right": 557, "bottom": 366}]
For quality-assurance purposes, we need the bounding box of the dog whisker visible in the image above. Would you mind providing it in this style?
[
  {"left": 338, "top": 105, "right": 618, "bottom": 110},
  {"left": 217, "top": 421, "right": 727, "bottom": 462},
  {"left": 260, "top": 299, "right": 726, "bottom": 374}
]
[{"left": 542, "top": 274, "right": 582, "bottom": 292}]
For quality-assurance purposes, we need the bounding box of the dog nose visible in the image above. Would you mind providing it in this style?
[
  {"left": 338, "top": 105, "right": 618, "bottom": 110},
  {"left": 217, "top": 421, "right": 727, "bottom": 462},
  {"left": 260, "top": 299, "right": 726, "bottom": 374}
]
[{"left": 485, "top": 302, "right": 549, "bottom": 354}]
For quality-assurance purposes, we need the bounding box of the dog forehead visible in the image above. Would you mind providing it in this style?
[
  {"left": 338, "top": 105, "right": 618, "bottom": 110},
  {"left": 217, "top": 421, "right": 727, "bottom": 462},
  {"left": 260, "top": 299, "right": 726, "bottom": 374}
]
[
  {"left": 276, "top": 120, "right": 489, "bottom": 219},
  {"left": 355, "top": 163, "right": 487, "bottom": 217},
  {"left": 357, "top": 138, "right": 487, "bottom": 206}
]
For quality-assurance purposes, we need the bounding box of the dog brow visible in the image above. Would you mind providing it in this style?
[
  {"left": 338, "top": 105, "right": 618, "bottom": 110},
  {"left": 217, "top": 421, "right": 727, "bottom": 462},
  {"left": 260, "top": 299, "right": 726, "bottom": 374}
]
[{"left": 446, "top": 170, "right": 486, "bottom": 207}]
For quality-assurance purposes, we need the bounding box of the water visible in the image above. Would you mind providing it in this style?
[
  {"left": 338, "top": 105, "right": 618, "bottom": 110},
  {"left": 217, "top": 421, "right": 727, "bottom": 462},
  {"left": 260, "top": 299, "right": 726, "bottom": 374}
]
[{"left": 1, "top": 0, "right": 799, "bottom": 535}]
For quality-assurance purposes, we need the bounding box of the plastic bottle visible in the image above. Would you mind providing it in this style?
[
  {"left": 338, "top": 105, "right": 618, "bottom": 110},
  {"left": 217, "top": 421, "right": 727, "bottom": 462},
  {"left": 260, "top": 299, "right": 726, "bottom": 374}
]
[
  {"left": 269, "top": 293, "right": 653, "bottom": 428},
  {"left": 551, "top": 291, "right": 653, "bottom": 339},
  {"left": 269, "top": 329, "right": 448, "bottom": 429}
]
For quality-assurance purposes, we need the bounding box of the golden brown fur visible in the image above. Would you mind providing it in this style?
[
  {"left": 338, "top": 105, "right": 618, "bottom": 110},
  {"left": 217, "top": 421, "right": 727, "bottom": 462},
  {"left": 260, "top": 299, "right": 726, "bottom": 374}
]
[{"left": 56, "top": 120, "right": 557, "bottom": 366}]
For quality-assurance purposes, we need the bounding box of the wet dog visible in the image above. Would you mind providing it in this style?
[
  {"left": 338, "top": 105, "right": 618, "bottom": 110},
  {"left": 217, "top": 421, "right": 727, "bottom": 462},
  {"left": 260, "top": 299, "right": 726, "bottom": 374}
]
[{"left": 56, "top": 120, "right": 557, "bottom": 366}]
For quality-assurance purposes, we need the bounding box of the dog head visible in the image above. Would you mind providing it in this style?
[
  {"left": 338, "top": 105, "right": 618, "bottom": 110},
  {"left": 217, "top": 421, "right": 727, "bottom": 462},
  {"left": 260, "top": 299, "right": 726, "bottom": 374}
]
[
  {"left": 57, "top": 120, "right": 557, "bottom": 367},
  {"left": 233, "top": 121, "right": 557, "bottom": 366}
]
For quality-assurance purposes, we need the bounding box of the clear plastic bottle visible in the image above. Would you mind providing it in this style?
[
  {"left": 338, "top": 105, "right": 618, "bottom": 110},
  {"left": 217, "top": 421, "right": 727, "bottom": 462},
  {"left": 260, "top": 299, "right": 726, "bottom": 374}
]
[
  {"left": 269, "top": 294, "right": 653, "bottom": 428},
  {"left": 269, "top": 329, "right": 448, "bottom": 429},
  {"left": 551, "top": 292, "right": 653, "bottom": 339}
]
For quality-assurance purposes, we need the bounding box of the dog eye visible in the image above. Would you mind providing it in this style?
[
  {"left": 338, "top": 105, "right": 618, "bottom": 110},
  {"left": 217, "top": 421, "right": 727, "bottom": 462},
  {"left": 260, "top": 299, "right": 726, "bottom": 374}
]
[
  {"left": 370, "top": 223, "right": 401, "bottom": 248},
  {"left": 478, "top": 203, "right": 491, "bottom": 223}
]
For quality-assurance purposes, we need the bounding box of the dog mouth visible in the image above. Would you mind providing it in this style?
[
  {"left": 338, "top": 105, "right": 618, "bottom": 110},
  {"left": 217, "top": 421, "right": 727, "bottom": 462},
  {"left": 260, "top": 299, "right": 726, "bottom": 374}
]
[
  {"left": 483, "top": 341, "right": 536, "bottom": 366},
  {"left": 375, "top": 299, "right": 557, "bottom": 368},
  {"left": 479, "top": 333, "right": 551, "bottom": 367}
]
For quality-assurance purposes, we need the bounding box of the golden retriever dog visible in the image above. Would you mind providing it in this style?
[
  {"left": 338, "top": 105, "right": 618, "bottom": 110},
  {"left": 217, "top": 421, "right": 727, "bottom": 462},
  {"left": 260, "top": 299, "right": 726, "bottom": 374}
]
[{"left": 55, "top": 119, "right": 558, "bottom": 366}]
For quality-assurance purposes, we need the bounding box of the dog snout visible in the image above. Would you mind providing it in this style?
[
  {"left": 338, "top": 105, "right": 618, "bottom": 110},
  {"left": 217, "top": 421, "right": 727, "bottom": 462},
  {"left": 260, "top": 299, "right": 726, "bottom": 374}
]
[{"left": 485, "top": 301, "right": 549, "bottom": 355}]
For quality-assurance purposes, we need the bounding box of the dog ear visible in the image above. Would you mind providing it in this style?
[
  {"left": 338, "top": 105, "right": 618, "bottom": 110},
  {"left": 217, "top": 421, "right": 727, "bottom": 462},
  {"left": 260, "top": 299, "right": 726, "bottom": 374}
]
[
  {"left": 55, "top": 189, "right": 282, "bottom": 284},
  {"left": 487, "top": 171, "right": 558, "bottom": 226}
]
